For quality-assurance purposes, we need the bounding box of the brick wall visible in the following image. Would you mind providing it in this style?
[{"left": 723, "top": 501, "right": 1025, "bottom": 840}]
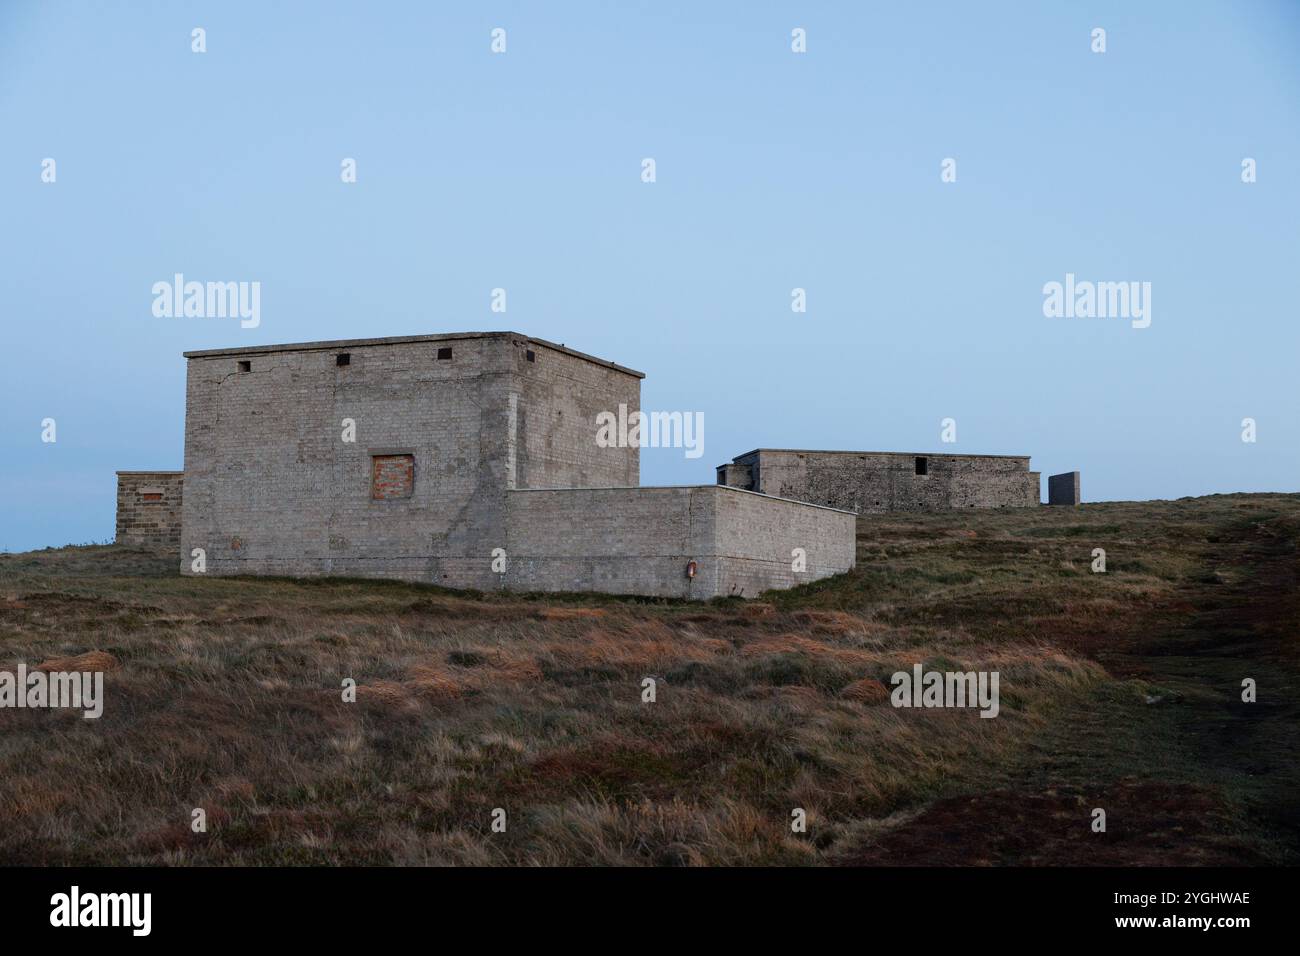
[
  {"left": 115, "top": 471, "right": 183, "bottom": 550},
  {"left": 514, "top": 340, "right": 641, "bottom": 490},
  {"left": 503, "top": 486, "right": 855, "bottom": 600},
  {"left": 371, "top": 454, "right": 415, "bottom": 499},
  {"left": 719, "top": 449, "right": 1041, "bottom": 513},
  {"left": 709, "top": 485, "right": 858, "bottom": 597}
]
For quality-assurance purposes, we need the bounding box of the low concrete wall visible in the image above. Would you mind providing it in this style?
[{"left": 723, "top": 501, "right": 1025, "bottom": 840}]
[
  {"left": 504, "top": 486, "right": 856, "bottom": 600},
  {"left": 116, "top": 471, "right": 184, "bottom": 550},
  {"left": 1048, "top": 471, "right": 1081, "bottom": 506},
  {"left": 709, "top": 485, "right": 857, "bottom": 598}
]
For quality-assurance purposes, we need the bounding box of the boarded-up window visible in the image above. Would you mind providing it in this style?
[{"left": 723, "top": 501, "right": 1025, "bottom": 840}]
[
  {"left": 141, "top": 493, "right": 163, "bottom": 502},
  {"left": 371, "top": 454, "right": 415, "bottom": 499}
]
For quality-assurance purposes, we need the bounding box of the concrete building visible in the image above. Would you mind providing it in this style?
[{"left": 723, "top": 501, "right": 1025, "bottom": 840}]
[
  {"left": 116, "top": 332, "right": 855, "bottom": 600},
  {"left": 715, "top": 449, "right": 1045, "bottom": 514}
]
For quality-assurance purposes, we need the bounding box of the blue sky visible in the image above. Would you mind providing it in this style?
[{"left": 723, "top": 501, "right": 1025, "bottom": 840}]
[{"left": 2, "top": 1, "right": 1298, "bottom": 551}]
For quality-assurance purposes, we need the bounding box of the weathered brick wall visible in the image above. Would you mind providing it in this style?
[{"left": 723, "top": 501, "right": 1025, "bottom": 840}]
[
  {"left": 503, "top": 486, "right": 855, "bottom": 600},
  {"left": 182, "top": 334, "right": 505, "bottom": 585},
  {"left": 720, "top": 450, "right": 1040, "bottom": 513},
  {"left": 115, "top": 471, "right": 183, "bottom": 550},
  {"left": 514, "top": 340, "right": 641, "bottom": 490},
  {"left": 1048, "top": 471, "right": 1081, "bottom": 505},
  {"left": 709, "top": 487, "right": 858, "bottom": 598},
  {"left": 370, "top": 454, "right": 415, "bottom": 499},
  {"left": 180, "top": 333, "right": 640, "bottom": 588},
  {"left": 504, "top": 487, "right": 712, "bottom": 597}
]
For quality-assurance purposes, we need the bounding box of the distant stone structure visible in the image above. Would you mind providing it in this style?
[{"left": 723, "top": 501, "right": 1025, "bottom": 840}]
[
  {"left": 115, "top": 471, "right": 184, "bottom": 550},
  {"left": 716, "top": 449, "right": 1043, "bottom": 513},
  {"left": 1048, "top": 471, "right": 1082, "bottom": 506},
  {"left": 122, "top": 332, "right": 854, "bottom": 600}
]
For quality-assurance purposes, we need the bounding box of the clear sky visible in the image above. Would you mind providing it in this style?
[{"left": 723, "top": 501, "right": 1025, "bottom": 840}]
[{"left": 2, "top": 1, "right": 1298, "bottom": 552}]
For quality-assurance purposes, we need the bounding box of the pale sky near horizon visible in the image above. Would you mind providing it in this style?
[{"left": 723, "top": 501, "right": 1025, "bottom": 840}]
[{"left": 3, "top": 1, "right": 1299, "bottom": 551}]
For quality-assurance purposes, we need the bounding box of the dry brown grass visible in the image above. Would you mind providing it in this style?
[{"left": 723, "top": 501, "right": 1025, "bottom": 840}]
[{"left": 0, "top": 492, "right": 1296, "bottom": 865}]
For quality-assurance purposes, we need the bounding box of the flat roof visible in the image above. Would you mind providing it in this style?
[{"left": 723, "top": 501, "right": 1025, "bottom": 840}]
[
  {"left": 115, "top": 470, "right": 183, "bottom": 475},
  {"left": 182, "top": 331, "right": 645, "bottom": 379},
  {"left": 727, "top": 448, "right": 1031, "bottom": 462}
]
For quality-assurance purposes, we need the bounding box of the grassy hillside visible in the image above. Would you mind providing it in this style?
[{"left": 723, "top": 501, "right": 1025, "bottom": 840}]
[{"left": 1, "top": 493, "right": 1296, "bottom": 865}]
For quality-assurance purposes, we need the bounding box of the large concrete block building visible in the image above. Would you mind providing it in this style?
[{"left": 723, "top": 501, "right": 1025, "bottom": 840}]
[
  {"left": 716, "top": 449, "right": 1043, "bottom": 514},
  {"left": 120, "top": 332, "right": 856, "bottom": 600}
]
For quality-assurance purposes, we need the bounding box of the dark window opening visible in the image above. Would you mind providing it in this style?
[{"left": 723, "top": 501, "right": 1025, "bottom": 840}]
[
  {"left": 437, "top": 347, "right": 453, "bottom": 360},
  {"left": 915, "top": 456, "right": 928, "bottom": 476},
  {"left": 237, "top": 360, "right": 251, "bottom": 373},
  {"left": 526, "top": 349, "right": 536, "bottom": 363},
  {"left": 336, "top": 353, "right": 350, "bottom": 367}
]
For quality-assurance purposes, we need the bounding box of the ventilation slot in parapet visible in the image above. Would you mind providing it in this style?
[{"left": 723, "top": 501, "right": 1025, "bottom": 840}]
[
  {"left": 915, "top": 456, "right": 928, "bottom": 476},
  {"left": 237, "top": 360, "right": 251, "bottom": 373}
]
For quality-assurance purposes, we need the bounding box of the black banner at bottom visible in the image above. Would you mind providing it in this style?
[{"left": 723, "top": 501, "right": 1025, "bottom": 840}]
[{"left": 0, "top": 865, "right": 1277, "bottom": 941}]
